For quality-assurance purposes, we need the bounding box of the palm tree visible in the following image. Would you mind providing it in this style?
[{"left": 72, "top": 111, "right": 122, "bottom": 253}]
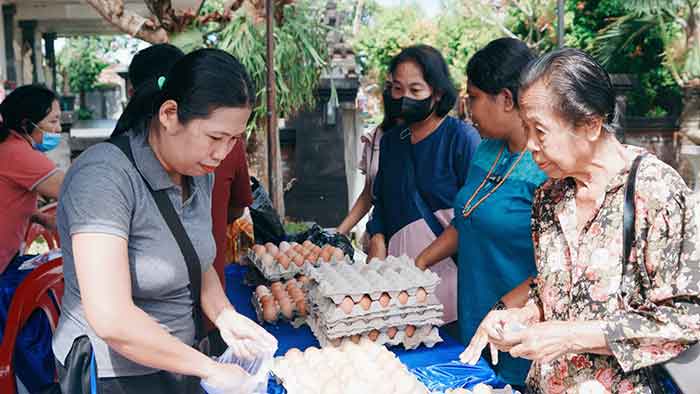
[{"left": 592, "top": 0, "right": 700, "bottom": 144}]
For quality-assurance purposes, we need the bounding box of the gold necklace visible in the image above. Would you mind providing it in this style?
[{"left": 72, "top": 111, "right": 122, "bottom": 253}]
[{"left": 462, "top": 145, "right": 527, "bottom": 218}]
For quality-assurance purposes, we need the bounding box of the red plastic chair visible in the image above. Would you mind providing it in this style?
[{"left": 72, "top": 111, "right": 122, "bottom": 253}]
[
  {"left": 0, "top": 257, "right": 64, "bottom": 394},
  {"left": 24, "top": 203, "right": 60, "bottom": 251}
]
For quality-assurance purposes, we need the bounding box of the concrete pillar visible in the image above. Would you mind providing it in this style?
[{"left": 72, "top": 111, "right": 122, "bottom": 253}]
[
  {"left": 2, "top": 4, "right": 16, "bottom": 84},
  {"left": 43, "top": 32, "right": 57, "bottom": 91},
  {"left": 33, "top": 27, "right": 45, "bottom": 84},
  {"left": 19, "top": 20, "right": 37, "bottom": 83}
]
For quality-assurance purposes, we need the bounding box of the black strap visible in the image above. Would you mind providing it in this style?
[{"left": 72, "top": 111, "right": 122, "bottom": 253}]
[
  {"left": 621, "top": 154, "right": 645, "bottom": 298},
  {"left": 109, "top": 136, "right": 204, "bottom": 340}
]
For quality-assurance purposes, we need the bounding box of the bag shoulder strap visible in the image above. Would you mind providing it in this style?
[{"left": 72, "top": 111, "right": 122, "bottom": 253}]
[
  {"left": 109, "top": 135, "right": 204, "bottom": 340},
  {"left": 621, "top": 154, "right": 645, "bottom": 296}
]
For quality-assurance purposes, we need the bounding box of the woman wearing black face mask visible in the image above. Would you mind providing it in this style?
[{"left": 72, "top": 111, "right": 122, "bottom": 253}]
[
  {"left": 366, "top": 45, "right": 481, "bottom": 325},
  {"left": 336, "top": 76, "right": 401, "bottom": 249}
]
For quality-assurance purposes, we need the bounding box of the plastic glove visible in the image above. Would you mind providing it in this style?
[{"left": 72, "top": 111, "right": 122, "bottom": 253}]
[
  {"left": 215, "top": 308, "right": 278, "bottom": 360},
  {"left": 201, "top": 361, "right": 257, "bottom": 394}
]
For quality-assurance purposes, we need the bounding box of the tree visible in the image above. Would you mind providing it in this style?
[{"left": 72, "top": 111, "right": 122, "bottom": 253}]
[
  {"left": 57, "top": 37, "right": 110, "bottom": 117},
  {"left": 591, "top": 0, "right": 700, "bottom": 142}
]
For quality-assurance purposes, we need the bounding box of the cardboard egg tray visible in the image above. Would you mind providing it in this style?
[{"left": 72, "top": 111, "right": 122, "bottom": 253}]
[
  {"left": 272, "top": 341, "right": 429, "bottom": 394},
  {"left": 309, "top": 287, "right": 444, "bottom": 323},
  {"left": 305, "top": 256, "right": 440, "bottom": 304},
  {"left": 248, "top": 251, "right": 351, "bottom": 282},
  {"left": 251, "top": 283, "right": 309, "bottom": 328},
  {"left": 306, "top": 311, "right": 442, "bottom": 350}
]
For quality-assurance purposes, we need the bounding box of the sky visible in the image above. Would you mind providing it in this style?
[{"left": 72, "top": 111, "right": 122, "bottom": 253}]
[{"left": 375, "top": 0, "right": 442, "bottom": 17}]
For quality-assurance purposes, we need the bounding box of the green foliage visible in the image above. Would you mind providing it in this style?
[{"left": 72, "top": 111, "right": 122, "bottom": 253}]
[
  {"left": 76, "top": 107, "right": 95, "bottom": 121},
  {"left": 353, "top": 5, "right": 436, "bottom": 82},
  {"left": 579, "top": 0, "right": 683, "bottom": 116},
  {"left": 171, "top": 0, "right": 327, "bottom": 135},
  {"left": 57, "top": 37, "right": 109, "bottom": 94},
  {"left": 503, "top": 0, "right": 561, "bottom": 53}
]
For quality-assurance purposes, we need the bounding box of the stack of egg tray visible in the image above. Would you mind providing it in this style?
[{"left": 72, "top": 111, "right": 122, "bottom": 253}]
[{"left": 304, "top": 255, "right": 444, "bottom": 350}]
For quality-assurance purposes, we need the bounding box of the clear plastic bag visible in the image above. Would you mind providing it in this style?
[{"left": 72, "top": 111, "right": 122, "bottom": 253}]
[{"left": 201, "top": 339, "right": 277, "bottom": 394}]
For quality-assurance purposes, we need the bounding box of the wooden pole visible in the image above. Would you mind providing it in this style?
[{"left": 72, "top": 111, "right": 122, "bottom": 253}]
[{"left": 266, "top": 0, "right": 285, "bottom": 218}]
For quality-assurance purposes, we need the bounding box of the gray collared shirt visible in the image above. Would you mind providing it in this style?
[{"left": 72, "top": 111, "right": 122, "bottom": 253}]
[{"left": 53, "top": 129, "right": 215, "bottom": 377}]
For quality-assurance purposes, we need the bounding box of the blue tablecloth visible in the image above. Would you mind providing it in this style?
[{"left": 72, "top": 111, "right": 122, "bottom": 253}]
[{"left": 224, "top": 265, "right": 502, "bottom": 393}]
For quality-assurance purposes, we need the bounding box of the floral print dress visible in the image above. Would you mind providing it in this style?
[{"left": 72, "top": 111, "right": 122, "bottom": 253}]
[{"left": 527, "top": 149, "right": 700, "bottom": 394}]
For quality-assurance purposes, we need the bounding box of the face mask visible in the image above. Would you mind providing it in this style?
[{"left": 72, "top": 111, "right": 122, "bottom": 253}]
[
  {"left": 382, "top": 89, "right": 402, "bottom": 129},
  {"left": 30, "top": 122, "right": 61, "bottom": 152},
  {"left": 397, "top": 95, "right": 435, "bottom": 124}
]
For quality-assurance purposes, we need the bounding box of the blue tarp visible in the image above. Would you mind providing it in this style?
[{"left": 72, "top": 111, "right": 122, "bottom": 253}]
[{"left": 224, "top": 264, "right": 502, "bottom": 394}]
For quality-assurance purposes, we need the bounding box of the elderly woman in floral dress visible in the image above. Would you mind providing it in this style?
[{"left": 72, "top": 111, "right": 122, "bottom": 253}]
[{"left": 474, "top": 48, "right": 700, "bottom": 393}]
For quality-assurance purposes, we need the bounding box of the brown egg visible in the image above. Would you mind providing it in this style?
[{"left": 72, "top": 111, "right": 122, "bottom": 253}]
[
  {"left": 276, "top": 254, "right": 291, "bottom": 269},
  {"left": 265, "top": 243, "right": 279, "bottom": 256},
  {"left": 302, "top": 240, "right": 314, "bottom": 248},
  {"left": 330, "top": 338, "right": 342, "bottom": 347},
  {"left": 313, "top": 245, "right": 322, "bottom": 254},
  {"left": 261, "top": 253, "right": 274, "bottom": 266},
  {"left": 289, "top": 287, "right": 304, "bottom": 301},
  {"left": 379, "top": 292, "right": 391, "bottom": 307},
  {"left": 321, "top": 244, "right": 333, "bottom": 253},
  {"left": 340, "top": 296, "right": 354, "bottom": 314},
  {"left": 368, "top": 329, "right": 380, "bottom": 342},
  {"left": 332, "top": 248, "right": 344, "bottom": 260},
  {"left": 297, "top": 275, "right": 310, "bottom": 285},
  {"left": 416, "top": 287, "right": 428, "bottom": 303},
  {"left": 279, "top": 298, "right": 294, "bottom": 319},
  {"left": 350, "top": 334, "right": 361, "bottom": 344},
  {"left": 293, "top": 254, "right": 305, "bottom": 267},
  {"left": 271, "top": 287, "right": 285, "bottom": 300},
  {"left": 262, "top": 301, "right": 278, "bottom": 322},
  {"left": 255, "top": 285, "right": 270, "bottom": 299},
  {"left": 319, "top": 250, "right": 332, "bottom": 263},
  {"left": 405, "top": 325, "right": 416, "bottom": 337},
  {"left": 295, "top": 299, "right": 307, "bottom": 316},
  {"left": 293, "top": 244, "right": 305, "bottom": 254},
  {"left": 285, "top": 279, "right": 297, "bottom": 290},
  {"left": 260, "top": 295, "right": 274, "bottom": 306},
  {"left": 270, "top": 282, "right": 283, "bottom": 291},
  {"left": 387, "top": 327, "right": 398, "bottom": 339},
  {"left": 279, "top": 241, "right": 291, "bottom": 253},
  {"left": 252, "top": 244, "right": 266, "bottom": 257},
  {"left": 359, "top": 295, "right": 372, "bottom": 311},
  {"left": 307, "top": 253, "right": 319, "bottom": 263},
  {"left": 398, "top": 291, "right": 409, "bottom": 305}
]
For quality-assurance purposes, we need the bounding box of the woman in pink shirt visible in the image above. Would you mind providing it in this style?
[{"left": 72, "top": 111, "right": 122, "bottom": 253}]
[{"left": 0, "top": 85, "right": 64, "bottom": 273}]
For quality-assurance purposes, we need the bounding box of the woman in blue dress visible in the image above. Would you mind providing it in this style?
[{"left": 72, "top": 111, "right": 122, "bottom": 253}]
[
  {"left": 366, "top": 45, "right": 481, "bottom": 324},
  {"left": 415, "top": 38, "right": 547, "bottom": 388}
]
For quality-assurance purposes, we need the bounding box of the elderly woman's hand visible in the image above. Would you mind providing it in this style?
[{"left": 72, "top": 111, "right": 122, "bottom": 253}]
[
  {"left": 503, "top": 320, "right": 609, "bottom": 363},
  {"left": 460, "top": 304, "right": 539, "bottom": 365}
]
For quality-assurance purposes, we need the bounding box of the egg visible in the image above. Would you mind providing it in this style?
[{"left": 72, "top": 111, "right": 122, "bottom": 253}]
[
  {"left": 260, "top": 294, "right": 274, "bottom": 304},
  {"left": 330, "top": 338, "right": 342, "bottom": 347},
  {"left": 313, "top": 245, "right": 323, "bottom": 254},
  {"left": 261, "top": 253, "right": 274, "bottom": 266},
  {"left": 285, "top": 279, "right": 297, "bottom": 289},
  {"left": 279, "top": 241, "right": 291, "bottom": 252},
  {"left": 279, "top": 298, "right": 294, "bottom": 319},
  {"left": 405, "top": 325, "right": 416, "bottom": 337},
  {"left": 472, "top": 383, "right": 494, "bottom": 394},
  {"left": 298, "top": 275, "right": 310, "bottom": 285},
  {"left": 387, "top": 327, "right": 398, "bottom": 339},
  {"left": 379, "top": 292, "right": 391, "bottom": 307},
  {"left": 252, "top": 244, "right": 266, "bottom": 257},
  {"left": 307, "top": 253, "right": 319, "bottom": 263},
  {"left": 301, "top": 240, "right": 313, "bottom": 248},
  {"left": 265, "top": 242, "right": 279, "bottom": 256},
  {"left": 368, "top": 329, "right": 380, "bottom": 342},
  {"left": 255, "top": 285, "right": 270, "bottom": 299},
  {"left": 293, "top": 244, "right": 305, "bottom": 254},
  {"left": 285, "top": 347, "right": 303, "bottom": 359},
  {"left": 271, "top": 287, "right": 285, "bottom": 300},
  {"left": 359, "top": 295, "right": 372, "bottom": 311},
  {"left": 276, "top": 253, "right": 291, "bottom": 269},
  {"left": 398, "top": 291, "right": 409, "bottom": 305},
  {"left": 289, "top": 287, "right": 304, "bottom": 301},
  {"left": 350, "top": 334, "right": 361, "bottom": 344},
  {"left": 293, "top": 254, "right": 305, "bottom": 267},
  {"left": 340, "top": 296, "right": 354, "bottom": 314},
  {"left": 262, "top": 301, "right": 278, "bottom": 322},
  {"left": 319, "top": 249, "right": 332, "bottom": 262},
  {"left": 416, "top": 287, "right": 428, "bottom": 303},
  {"left": 295, "top": 299, "right": 307, "bottom": 316},
  {"left": 332, "top": 248, "right": 344, "bottom": 260}
]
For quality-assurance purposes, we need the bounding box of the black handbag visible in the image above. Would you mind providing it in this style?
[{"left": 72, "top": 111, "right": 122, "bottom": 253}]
[{"left": 622, "top": 154, "right": 699, "bottom": 394}]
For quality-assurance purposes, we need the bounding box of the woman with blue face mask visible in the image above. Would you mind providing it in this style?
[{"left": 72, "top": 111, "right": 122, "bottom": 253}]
[{"left": 0, "top": 84, "right": 64, "bottom": 274}]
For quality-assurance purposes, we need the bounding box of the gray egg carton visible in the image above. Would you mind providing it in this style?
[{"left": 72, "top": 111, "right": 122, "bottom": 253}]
[
  {"left": 307, "top": 312, "right": 442, "bottom": 350},
  {"left": 310, "top": 289, "right": 444, "bottom": 325},
  {"left": 320, "top": 310, "right": 444, "bottom": 334},
  {"left": 248, "top": 250, "right": 351, "bottom": 282},
  {"left": 305, "top": 256, "right": 440, "bottom": 304}
]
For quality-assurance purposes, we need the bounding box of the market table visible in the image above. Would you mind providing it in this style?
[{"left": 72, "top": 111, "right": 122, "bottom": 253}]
[{"left": 224, "top": 264, "right": 504, "bottom": 393}]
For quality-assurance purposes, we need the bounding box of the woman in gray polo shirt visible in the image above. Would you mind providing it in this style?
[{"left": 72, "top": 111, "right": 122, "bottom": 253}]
[{"left": 53, "top": 48, "right": 276, "bottom": 393}]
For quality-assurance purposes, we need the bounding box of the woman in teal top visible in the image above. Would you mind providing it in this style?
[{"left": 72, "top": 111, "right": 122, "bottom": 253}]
[{"left": 416, "top": 38, "right": 546, "bottom": 388}]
